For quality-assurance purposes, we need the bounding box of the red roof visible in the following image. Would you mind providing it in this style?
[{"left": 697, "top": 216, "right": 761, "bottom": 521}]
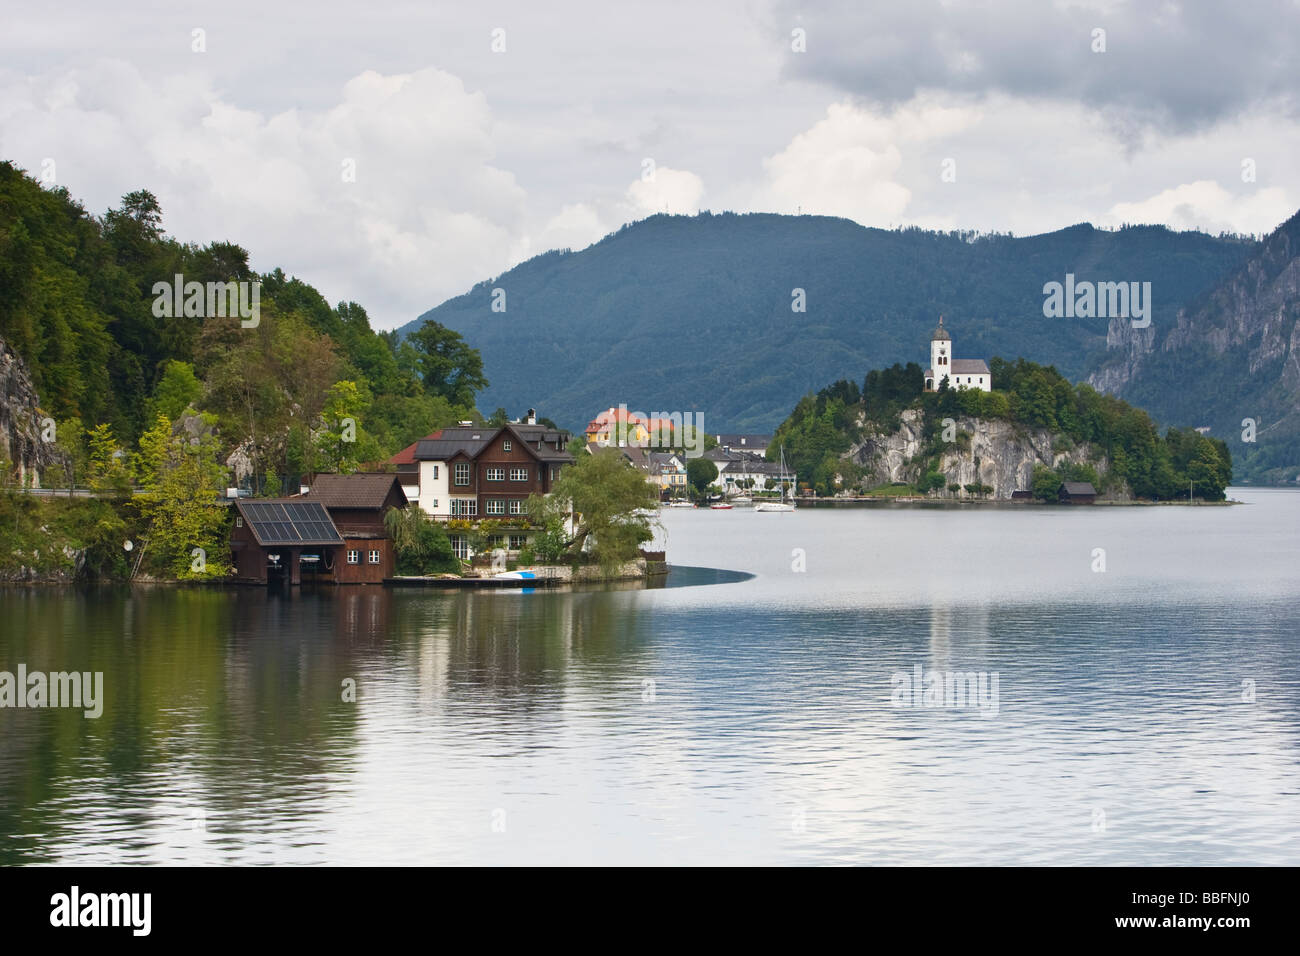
[{"left": 387, "top": 429, "right": 443, "bottom": 465}]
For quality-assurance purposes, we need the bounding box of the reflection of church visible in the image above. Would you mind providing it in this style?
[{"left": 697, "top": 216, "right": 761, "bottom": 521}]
[{"left": 924, "top": 317, "right": 990, "bottom": 392}]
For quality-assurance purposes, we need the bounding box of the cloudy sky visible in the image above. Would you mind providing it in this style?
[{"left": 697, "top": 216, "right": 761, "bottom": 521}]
[{"left": 3, "top": 1, "right": 1297, "bottom": 328}]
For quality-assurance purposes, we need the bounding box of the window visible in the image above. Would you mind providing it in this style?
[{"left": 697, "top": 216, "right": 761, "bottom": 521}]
[
  {"left": 485, "top": 467, "right": 505, "bottom": 481},
  {"left": 430, "top": 465, "right": 439, "bottom": 479},
  {"left": 454, "top": 463, "right": 470, "bottom": 485},
  {"left": 485, "top": 499, "right": 505, "bottom": 515},
  {"left": 502, "top": 439, "right": 512, "bottom": 452},
  {"left": 347, "top": 550, "right": 359, "bottom": 564},
  {"left": 450, "top": 535, "right": 469, "bottom": 560},
  {"left": 368, "top": 550, "right": 381, "bottom": 565},
  {"left": 550, "top": 466, "right": 560, "bottom": 480},
  {"left": 451, "top": 498, "right": 477, "bottom": 517},
  {"left": 509, "top": 467, "right": 528, "bottom": 481},
  {"left": 508, "top": 499, "right": 524, "bottom": 515},
  {"left": 509, "top": 534, "right": 527, "bottom": 550}
]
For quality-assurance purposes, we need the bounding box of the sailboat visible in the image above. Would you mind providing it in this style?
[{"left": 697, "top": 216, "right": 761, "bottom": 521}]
[{"left": 755, "top": 446, "right": 796, "bottom": 512}]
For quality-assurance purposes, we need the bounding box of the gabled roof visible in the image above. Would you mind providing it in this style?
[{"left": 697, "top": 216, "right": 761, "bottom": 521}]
[
  {"left": 411, "top": 422, "right": 575, "bottom": 465},
  {"left": 415, "top": 437, "right": 490, "bottom": 460},
  {"left": 1061, "top": 481, "right": 1097, "bottom": 496},
  {"left": 951, "top": 359, "right": 990, "bottom": 374},
  {"left": 305, "top": 473, "right": 407, "bottom": 510},
  {"left": 236, "top": 499, "right": 344, "bottom": 546}
]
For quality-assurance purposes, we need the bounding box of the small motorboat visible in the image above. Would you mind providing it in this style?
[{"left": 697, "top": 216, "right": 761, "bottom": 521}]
[{"left": 710, "top": 502, "right": 733, "bottom": 510}]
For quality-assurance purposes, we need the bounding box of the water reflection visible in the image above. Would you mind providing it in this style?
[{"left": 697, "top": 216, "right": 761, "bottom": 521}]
[{"left": 2, "top": 492, "right": 1299, "bottom": 864}]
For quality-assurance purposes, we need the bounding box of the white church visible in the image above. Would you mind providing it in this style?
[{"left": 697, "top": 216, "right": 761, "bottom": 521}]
[{"left": 924, "top": 317, "right": 990, "bottom": 392}]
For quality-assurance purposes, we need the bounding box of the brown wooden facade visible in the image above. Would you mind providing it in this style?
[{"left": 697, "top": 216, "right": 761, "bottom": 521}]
[{"left": 230, "top": 475, "right": 407, "bottom": 585}]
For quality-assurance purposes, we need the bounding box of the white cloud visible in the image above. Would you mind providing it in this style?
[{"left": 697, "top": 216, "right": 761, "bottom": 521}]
[
  {"left": 1106, "top": 180, "right": 1293, "bottom": 236},
  {"left": 0, "top": 61, "right": 530, "bottom": 324},
  {"left": 744, "top": 99, "right": 978, "bottom": 224}
]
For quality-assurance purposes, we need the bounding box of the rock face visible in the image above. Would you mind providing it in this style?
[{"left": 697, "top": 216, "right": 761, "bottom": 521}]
[
  {"left": 0, "top": 336, "right": 59, "bottom": 486},
  {"left": 848, "top": 408, "right": 1112, "bottom": 498},
  {"left": 1090, "top": 211, "right": 1299, "bottom": 395},
  {"left": 1087, "top": 208, "right": 1300, "bottom": 480}
]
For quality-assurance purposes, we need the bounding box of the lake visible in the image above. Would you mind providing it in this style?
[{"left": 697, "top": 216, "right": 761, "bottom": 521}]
[{"left": 2, "top": 488, "right": 1298, "bottom": 865}]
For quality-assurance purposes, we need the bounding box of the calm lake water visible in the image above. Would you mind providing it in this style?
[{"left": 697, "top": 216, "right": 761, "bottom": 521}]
[{"left": 2, "top": 489, "right": 1298, "bottom": 865}]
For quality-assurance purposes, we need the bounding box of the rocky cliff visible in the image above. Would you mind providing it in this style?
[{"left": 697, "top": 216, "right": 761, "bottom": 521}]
[
  {"left": 1087, "top": 208, "right": 1300, "bottom": 481},
  {"left": 848, "top": 408, "right": 1112, "bottom": 498},
  {"left": 0, "top": 336, "right": 59, "bottom": 486}
]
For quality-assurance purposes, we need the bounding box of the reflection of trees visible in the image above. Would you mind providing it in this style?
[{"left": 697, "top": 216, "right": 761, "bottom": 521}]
[
  {"left": 0, "top": 584, "right": 657, "bottom": 863},
  {"left": 0, "top": 587, "right": 367, "bottom": 863}
]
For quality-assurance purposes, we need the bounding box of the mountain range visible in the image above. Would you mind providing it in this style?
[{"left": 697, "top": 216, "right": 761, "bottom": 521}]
[{"left": 402, "top": 212, "right": 1266, "bottom": 446}]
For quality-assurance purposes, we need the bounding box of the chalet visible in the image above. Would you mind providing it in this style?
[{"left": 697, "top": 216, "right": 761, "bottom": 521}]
[
  {"left": 229, "top": 474, "right": 407, "bottom": 585},
  {"left": 1059, "top": 481, "right": 1097, "bottom": 504},
  {"left": 386, "top": 412, "right": 574, "bottom": 560}
]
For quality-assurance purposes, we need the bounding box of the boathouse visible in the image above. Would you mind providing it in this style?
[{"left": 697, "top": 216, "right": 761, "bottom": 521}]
[
  {"left": 229, "top": 473, "right": 408, "bottom": 585},
  {"left": 230, "top": 499, "right": 346, "bottom": 585},
  {"left": 301, "top": 473, "right": 407, "bottom": 583},
  {"left": 1059, "top": 481, "right": 1097, "bottom": 504}
]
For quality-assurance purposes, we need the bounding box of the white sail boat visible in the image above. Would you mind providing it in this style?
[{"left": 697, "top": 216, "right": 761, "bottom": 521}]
[{"left": 755, "top": 446, "right": 796, "bottom": 512}]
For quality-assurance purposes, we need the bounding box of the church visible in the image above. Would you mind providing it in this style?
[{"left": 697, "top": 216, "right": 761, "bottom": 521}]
[{"left": 924, "top": 317, "right": 990, "bottom": 392}]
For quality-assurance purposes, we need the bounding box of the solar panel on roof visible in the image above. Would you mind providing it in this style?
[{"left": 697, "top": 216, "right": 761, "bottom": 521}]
[{"left": 242, "top": 500, "right": 343, "bottom": 545}]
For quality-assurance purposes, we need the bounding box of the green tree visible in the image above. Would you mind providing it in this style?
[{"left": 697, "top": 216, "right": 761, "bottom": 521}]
[
  {"left": 406, "top": 320, "right": 488, "bottom": 406},
  {"left": 383, "top": 506, "right": 458, "bottom": 575},
  {"left": 1031, "top": 464, "right": 1061, "bottom": 501},
  {"left": 149, "top": 359, "right": 202, "bottom": 421},
  {"left": 529, "top": 448, "right": 656, "bottom": 571},
  {"left": 686, "top": 457, "right": 718, "bottom": 495},
  {"left": 135, "top": 412, "right": 231, "bottom": 579}
]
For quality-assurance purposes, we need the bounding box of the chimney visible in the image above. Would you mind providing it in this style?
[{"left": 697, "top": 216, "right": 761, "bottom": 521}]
[{"left": 527, "top": 408, "right": 536, "bottom": 425}]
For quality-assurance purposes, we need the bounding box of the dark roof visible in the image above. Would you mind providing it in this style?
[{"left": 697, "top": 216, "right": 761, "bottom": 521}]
[
  {"left": 412, "top": 422, "right": 573, "bottom": 463},
  {"left": 931, "top": 316, "right": 950, "bottom": 341},
  {"left": 1061, "top": 482, "right": 1097, "bottom": 496},
  {"left": 951, "top": 359, "right": 990, "bottom": 374},
  {"left": 237, "top": 500, "right": 344, "bottom": 546},
  {"left": 415, "top": 437, "right": 489, "bottom": 460},
  {"left": 714, "top": 434, "right": 771, "bottom": 448},
  {"left": 305, "top": 473, "right": 407, "bottom": 510}
]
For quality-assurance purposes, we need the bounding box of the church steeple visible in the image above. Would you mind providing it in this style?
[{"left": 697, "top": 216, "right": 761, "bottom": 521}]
[{"left": 930, "top": 315, "right": 950, "bottom": 390}]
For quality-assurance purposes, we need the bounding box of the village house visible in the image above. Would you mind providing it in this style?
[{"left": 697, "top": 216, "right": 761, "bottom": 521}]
[
  {"left": 616, "top": 445, "right": 688, "bottom": 498},
  {"left": 713, "top": 434, "right": 771, "bottom": 457},
  {"left": 386, "top": 410, "right": 574, "bottom": 559},
  {"left": 703, "top": 446, "right": 796, "bottom": 496}
]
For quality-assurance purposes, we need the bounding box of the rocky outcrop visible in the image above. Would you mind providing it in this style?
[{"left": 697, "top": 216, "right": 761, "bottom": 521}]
[
  {"left": 1090, "top": 210, "right": 1299, "bottom": 395},
  {"left": 847, "top": 408, "right": 1114, "bottom": 499},
  {"left": 0, "top": 336, "right": 60, "bottom": 487}
]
